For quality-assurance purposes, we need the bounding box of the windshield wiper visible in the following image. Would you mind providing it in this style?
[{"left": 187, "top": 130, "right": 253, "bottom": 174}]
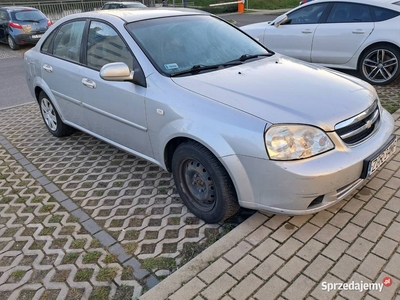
[
  {"left": 233, "top": 53, "right": 274, "bottom": 62},
  {"left": 23, "top": 19, "right": 40, "bottom": 23},
  {"left": 170, "top": 62, "right": 242, "bottom": 77}
]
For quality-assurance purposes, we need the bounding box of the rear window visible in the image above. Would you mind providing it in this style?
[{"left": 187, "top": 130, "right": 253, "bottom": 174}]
[{"left": 11, "top": 10, "right": 46, "bottom": 22}]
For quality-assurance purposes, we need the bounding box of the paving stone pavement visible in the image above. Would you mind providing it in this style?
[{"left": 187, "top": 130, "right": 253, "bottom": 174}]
[
  {"left": 141, "top": 110, "right": 400, "bottom": 299},
  {"left": 0, "top": 101, "right": 251, "bottom": 299},
  {"left": 0, "top": 142, "right": 143, "bottom": 299}
]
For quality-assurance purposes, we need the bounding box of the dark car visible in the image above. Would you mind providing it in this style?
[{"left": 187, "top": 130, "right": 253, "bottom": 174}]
[
  {"left": 0, "top": 6, "right": 52, "bottom": 50},
  {"left": 101, "top": 1, "right": 147, "bottom": 9}
]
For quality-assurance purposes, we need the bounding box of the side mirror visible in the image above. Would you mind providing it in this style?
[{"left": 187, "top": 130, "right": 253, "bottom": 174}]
[
  {"left": 100, "top": 62, "right": 134, "bottom": 81},
  {"left": 274, "top": 14, "right": 288, "bottom": 27}
]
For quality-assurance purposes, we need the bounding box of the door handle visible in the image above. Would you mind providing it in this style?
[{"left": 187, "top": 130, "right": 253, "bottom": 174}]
[
  {"left": 42, "top": 64, "right": 52, "bottom": 73},
  {"left": 352, "top": 30, "right": 365, "bottom": 34},
  {"left": 302, "top": 30, "right": 312, "bottom": 34},
  {"left": 82, "top": 78, "right": 96, "bottom": 89}
]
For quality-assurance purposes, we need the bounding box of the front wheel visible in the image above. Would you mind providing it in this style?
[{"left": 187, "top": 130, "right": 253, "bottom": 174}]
[
  {"left": 39, "top": 92, "right": 74, "bottom": 137},
  {"left": 7, "top": 35, "right": 19, "bottom": 50},
  {"left": 172, "top": 141, "right": 240, "bottom": 223},
  {"left": 359, "top": 45, "right": 400, "bottom": 85}
]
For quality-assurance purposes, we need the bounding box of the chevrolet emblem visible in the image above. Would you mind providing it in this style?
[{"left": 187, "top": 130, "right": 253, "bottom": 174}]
[{"left": 365, "top": 120, "right": 373, "bottom": 129}]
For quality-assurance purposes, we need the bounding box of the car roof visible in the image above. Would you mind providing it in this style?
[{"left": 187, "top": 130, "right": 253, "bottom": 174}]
[
  {"left": 301, "top": 0, "right": 400, "bottom": 11},
  {"left": 61, "top": 7, "right": 208, "bottom": 23},
  {"left": 308, "top": 0, "right": 400, "bottom": 5},
  {"left": 104, "top": 1, "right": 144, "bottom": 4},
  {"left": 0, "top": 6, "right": 40, "bottom": 11}
]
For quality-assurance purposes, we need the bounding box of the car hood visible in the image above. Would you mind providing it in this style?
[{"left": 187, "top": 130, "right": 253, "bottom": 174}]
[{"left": 171, "top": 55, "right": 376, "bottom": 131}]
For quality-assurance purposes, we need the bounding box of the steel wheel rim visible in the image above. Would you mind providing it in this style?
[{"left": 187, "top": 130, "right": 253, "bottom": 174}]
[
  {"left": 41, "top": 98, "right": 57, "bottom": 131},
  {"left": 180, "top": 158, "right": 216, "bottom": 212},
  {"left": 362, "top": 49, "right": 398, "bottom": 84}
]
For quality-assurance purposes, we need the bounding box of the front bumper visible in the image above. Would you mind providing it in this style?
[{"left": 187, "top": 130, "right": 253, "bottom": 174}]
[{"left": 222, "top": 109, "right": 396, "bottom": 215}]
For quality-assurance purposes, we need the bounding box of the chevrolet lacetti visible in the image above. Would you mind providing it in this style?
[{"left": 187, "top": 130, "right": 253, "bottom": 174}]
[{"left": 23, "top": 8, "right": 397, "bottom": 223}]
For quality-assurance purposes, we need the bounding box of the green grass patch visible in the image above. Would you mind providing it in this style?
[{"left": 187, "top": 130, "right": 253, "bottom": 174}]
[
  {"left": 49, "top": 214, "right": 63, "bottom": 223},
  {"left": 39, "top": 226, "right": 56, "bottom": 236},
  {"left": 96, "top": 267, "right": 118, "bottom": 282},
  {"left": 103, "top": 254, "right": 118, "bottom": 264},
  {"left": 62, "top": 252, "right": 80, "bottom": 264},
  {"left": 11, "top": 270, "right": 25, "bottom": 279},
  {"left": 71, "top": 239, "right": 86, "bottom": 249},
  {"left": 82, "top": 251, "right": 102, "bottom": 264},
  {"left": 122, "top": 242, "right": 138, "bottom": 255},
  {"left": 40, "top": 204, "right": 55, "bottom": 213},
  {"left": 90, "top": 239, "right": 102, "bottom": 248},
  {"left": 75, "top": 268, "right": 94, "bottom": 281},
  {"left": 90, "top": 287, "right": 110, "bottom": 300},
  {"left": 32, "top": 196, "right": 45, "bottom": 203},
  {"left": 141, "top": 257, "right": 176, "bottom": 271}
]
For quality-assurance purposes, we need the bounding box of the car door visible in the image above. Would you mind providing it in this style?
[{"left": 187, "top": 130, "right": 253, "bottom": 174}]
[
  {"left": 80, "top": 20, "right": 152, "bottom": 158},
  {"left": 311, "top": 2, "right": 374, "bottom": 65},
  {"left": 263, "top": 2, "right": 329, "bottom": 61},
  {"left": 0, "top": 10, "right": 9, "bottom": 43},
  {"left": 40, "top": 20, "right": 86, "bottom": 126}
]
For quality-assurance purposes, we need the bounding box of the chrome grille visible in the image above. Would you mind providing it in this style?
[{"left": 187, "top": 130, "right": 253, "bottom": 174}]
[{"left": 335, "top": 101, "right": 380, "bottom": 145}]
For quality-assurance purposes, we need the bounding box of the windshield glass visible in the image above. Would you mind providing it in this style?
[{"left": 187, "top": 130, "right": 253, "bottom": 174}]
[{"left": 126, "top": 15, "right": 271, "bottom": 76}]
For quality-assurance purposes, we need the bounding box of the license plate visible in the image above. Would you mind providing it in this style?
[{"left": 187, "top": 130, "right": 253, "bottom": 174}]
[
  {"left": 32, "top": 34, "right": 43, "bottom": 39},
  {"left": 361, "top": 135, "right": 397, "bottom": 178}
]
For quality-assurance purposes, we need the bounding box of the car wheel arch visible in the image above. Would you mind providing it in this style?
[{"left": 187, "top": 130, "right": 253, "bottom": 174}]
[
  {"left": 358, "top": 41, "right": 400, "bottom": 68},
  {"left": 164, "top": 135, "right": 234, "bottom": 174},
  {"left": 357, "top": 41, "right": 400, "bottom": 85},
  {"left": 33, "top": 85, "right": 68, "bottom": 123}
]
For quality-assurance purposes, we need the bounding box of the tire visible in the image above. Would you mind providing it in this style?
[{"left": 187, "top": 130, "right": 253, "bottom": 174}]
[
  {"left": 38, "top": 92, "right": 74, "bottom": 137},
  {"left": 172, "top": 141, "right": 240, "bottom": 223},
  {"left": 359, "top": 45, "right": 400, "bottom": 85},
  {"left": 7, "top": 35, "right": 19, "bottom": 50}
]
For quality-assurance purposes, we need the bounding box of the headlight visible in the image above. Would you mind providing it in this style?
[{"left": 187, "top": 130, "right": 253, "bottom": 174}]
[{"left": 265, "top": 125, "right": 334, "bottom": 160}]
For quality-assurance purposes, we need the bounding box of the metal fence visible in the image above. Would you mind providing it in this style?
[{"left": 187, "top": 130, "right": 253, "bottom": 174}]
[{"left": 0, "top": 0, "right": 195, "bottom": 21}]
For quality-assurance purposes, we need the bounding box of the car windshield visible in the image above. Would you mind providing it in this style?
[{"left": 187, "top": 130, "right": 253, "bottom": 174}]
[
  {"left": 12, "top": 10, "right": 45, "bottom": 21},
  {"left": 126, "top": 15, "right": 272, "bottom": 76}
]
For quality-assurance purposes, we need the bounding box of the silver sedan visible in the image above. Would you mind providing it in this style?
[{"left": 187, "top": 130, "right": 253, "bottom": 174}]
[{"left": 24, "top": 8, "right": 396, "bottom": 223}]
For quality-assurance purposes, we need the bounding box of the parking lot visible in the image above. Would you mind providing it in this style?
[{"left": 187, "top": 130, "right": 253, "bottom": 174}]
[{"left": 1, "top": 27, "right": 400, "bottom": 300}]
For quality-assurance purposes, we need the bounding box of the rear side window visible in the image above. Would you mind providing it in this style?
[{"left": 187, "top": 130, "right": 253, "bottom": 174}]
[
  {"left": 53, "top": 21, "right": 85, "bottom": 63},
  {"left": 371, "top": 7, "right": 399, "bottom": 21},
  {"left": 327, "top": 3, "right": 372, "bottom": 23},
  {"left": 41, "top": 30, "right": 56, "bottom": 53}
]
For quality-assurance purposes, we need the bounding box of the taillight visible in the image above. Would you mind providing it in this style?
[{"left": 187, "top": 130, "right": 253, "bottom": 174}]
[
  {"left": 9, "top": 21, "right": 23, "bottom": 29},
  {"left": 47, "top": 19, "right": 53, "bottom": 27}
]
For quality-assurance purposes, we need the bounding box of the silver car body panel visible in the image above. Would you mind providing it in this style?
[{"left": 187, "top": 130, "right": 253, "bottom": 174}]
[{"left": 24, "top": 8, "right": 396, "bottom": 215}]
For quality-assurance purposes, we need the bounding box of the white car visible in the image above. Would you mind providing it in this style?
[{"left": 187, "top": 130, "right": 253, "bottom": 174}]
[{"left": 242, "top": 0, "right": 400, "bottom": 85}]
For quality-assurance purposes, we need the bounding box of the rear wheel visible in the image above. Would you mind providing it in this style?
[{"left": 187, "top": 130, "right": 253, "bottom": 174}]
[
  {"left": 39, "top": 92, "right": 74, "bottom": 137},
  {"left": 359, "top": 45, "right": 400, "bottom": 85},
  {"left": 7, "top": 35, "right": 19, "bottom": 50},
  {"left": 172, "top": 141, "right": 240, "bottom": 223}
]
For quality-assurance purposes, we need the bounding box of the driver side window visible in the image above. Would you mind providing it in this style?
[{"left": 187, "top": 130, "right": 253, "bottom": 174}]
[
  {"left": 287, "top": 3, "right": 328, "bottom": 24},
  {"left": 86, "top": 21, "right": 133, "bottom": 70}
]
